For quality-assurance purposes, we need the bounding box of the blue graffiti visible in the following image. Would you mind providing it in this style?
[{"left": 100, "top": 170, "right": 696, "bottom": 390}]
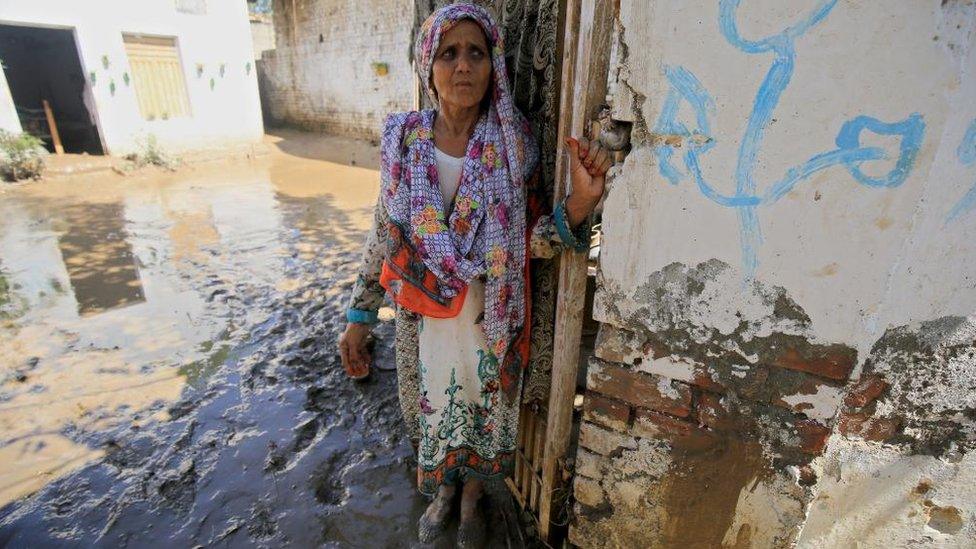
[
  {"left": 946, "top": 119, "right": 976, "bottom": 223},
  {"left": 653, "top": 0, "right": 925, "bottom": 276}
]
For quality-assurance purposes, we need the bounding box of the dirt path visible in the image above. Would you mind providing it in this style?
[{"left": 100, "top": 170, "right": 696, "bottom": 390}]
[{"left": 0, "top": 131, "right": 536, "bottom": 547}]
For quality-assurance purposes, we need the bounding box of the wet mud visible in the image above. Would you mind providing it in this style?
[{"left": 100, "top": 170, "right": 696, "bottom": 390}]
[{"left": 0, "top": 131, "right": 535, "bottom": 547}]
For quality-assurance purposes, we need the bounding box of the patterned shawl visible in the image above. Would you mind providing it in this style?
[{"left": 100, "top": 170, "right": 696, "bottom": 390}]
[{"left": 380, "top": 3, "right": 538, "bottom": 394}]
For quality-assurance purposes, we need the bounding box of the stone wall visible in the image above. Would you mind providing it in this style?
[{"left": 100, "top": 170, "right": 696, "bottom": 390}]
[
  {"left": 259, "top": 0, "right": 415, "bottom": 140},
  {"left": 569, "top": 1, "right": 976, "bottom": 547}
]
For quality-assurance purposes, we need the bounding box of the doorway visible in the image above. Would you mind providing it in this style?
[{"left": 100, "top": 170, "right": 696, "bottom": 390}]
[{"left": 0, "top": 24, "right": 104, "bottom": 154}]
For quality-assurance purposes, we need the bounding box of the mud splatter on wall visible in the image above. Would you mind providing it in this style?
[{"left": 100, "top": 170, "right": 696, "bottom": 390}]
[{"left": 572, "top": 1, "right": 976, "bottom": 547}]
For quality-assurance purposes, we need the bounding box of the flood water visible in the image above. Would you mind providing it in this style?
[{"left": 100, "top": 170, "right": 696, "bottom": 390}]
[{"left": 0, "top": 132, "right": 534, "bottom": 547}]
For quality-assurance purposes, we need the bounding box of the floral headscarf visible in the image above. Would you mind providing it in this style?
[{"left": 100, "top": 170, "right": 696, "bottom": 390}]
[{"left": 379, "top": 3, "right": 538, "bottom": 396}]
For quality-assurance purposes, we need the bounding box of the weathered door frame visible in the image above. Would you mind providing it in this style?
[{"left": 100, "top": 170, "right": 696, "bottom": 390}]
[
  {"left": 0, "top": 21, "right": 109, "bottom": 155},
  {"left": 536, "top": 0, "right": 616, "bottom": 542}
]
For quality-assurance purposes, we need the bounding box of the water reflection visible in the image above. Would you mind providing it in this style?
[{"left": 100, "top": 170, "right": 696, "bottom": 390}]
[
  {"left": 56, "top": 202, "right": 146, "bottom": 317},
  {"left": 0, "top": 148, "right": 381, "bottom": 507}
]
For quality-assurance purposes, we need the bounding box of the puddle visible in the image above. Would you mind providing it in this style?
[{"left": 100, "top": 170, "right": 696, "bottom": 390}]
[{"left": 0, "top": 132, "right": 536, "bottom": 547}]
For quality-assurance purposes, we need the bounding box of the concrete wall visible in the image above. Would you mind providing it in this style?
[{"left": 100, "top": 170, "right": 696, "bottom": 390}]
[
  {"left": 249, "top": 15, "right": 276, "bottom": 61},
  {"left": 570, "top": 1, "right": 976, "bottom": 547},
  {"left": 0, "top": 0, "right": 264, "bottom": 154},
  {"left": 258, "top": 0, "right": 414, "bottom": 140}
]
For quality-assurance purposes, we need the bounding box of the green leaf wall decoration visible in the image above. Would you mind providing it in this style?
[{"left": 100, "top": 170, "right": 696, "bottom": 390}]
[{"left": 101, "top": 55, "right": 110, "bottom": 69}]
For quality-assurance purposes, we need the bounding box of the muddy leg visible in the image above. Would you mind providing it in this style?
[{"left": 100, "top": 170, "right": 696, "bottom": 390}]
[
  {"left": 460, "top": 478, "right": 483, "bottom": 519},
  {"left": 418, "top": 483, "right": 456, "bottom": 542},
  {"left": 457, "top": 478, "right": 486, "bottom": 548}
]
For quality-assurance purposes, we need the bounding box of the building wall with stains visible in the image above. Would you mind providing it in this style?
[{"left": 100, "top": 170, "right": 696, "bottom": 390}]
[
  {"left": 570, "top": 1, "right": 976, "bottom": 547},
  {"left": 0, "top": 0, "right": 264, "bottom": 154},
  {"left": 258, "top": 0, "right": 415, "bottom": 140}
]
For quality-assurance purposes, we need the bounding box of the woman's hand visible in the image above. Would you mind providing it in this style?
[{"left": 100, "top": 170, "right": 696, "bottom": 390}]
[
  {"left": 339, "top": 323, "right": 372, "bottom": 379},
  {"left": 563, "top": 136, "right": 612, "bottom": 227}
]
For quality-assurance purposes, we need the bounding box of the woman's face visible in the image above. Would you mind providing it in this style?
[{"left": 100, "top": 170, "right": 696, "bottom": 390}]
[{"left": 431, "top": 20, "right": 492, "bottom": 110}]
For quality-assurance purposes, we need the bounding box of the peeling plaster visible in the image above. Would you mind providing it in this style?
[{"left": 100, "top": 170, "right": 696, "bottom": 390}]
[{"left": 780, "top": 384, "right": 845, "bottom": 422}]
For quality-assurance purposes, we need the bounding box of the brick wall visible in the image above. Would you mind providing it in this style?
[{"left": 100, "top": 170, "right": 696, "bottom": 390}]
[
  {"left": 259, "top": 0, "right": 414, "bottom": 140},
  {"left": 569, "top": 318, "right": 850, "bottom": 547}
]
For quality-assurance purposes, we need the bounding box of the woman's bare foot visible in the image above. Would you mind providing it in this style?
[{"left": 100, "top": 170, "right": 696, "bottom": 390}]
[
  {"left": 418, "top": 484, "right": 456, "bottom": 543},
  {"left": 457, "top": 479, "right": 486, "bottom": 548}
]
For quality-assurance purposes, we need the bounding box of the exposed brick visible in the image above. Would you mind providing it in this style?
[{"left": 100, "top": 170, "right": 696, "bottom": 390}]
[
  {"left": 631, "top": 408, "right": 716, "bottom": 454},
  {"left": 594, "top": 325, "right": 729, "bottom": 394},
  {"left": 587, "top": 359, "right": 693, "bottom": 417},
  {"left": 582, "top": 392, "right": 631, "bottom": 432},
  {"left": 578, "top": 421, "right": 638, "bottom": 456},
  {"left": 771, "top": 345, "right": 857, "bottom": 381},
  {"left": 593, "top": 324, "right": 642, "bottom": 364},
  {"left": 711, "top": 363, "right": 773, "bottom": 402},
  {"left": 838, "top": 411, "right": 900, "bottom": 442},
  {"left": 844, "top": 374, "right": 889, "bottom": 408},
  {"left": 574, "top": 449, "right": 605, "bottom": 479},
  {"left": 695, "top": 391, "right": 732, "bottom": 430},
  {"left": 691, "top": 366, "right": 728, "bottom": 394},
  {"left": 573, "top": 475, "right": 606, "bottom": 508},
  {"left": 633, "top": 408, "right": 697, "bottom": 439},
  {"left": 793, "top": 419, "right": 831, "bottom": 455}
]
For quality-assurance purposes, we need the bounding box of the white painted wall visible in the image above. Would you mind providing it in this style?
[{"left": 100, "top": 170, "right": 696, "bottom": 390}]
[
  {"left": 0, "top": 64, "right": 21, "bottom": 133},
  {"left": 249, "top": 18, "right": 275, "bottom": 61},
  {"left": 597, "top": 0, "right": 976, "bottom": 360},
  {"left": 0, "top": 0, "right": 264, "bottom": 154}
]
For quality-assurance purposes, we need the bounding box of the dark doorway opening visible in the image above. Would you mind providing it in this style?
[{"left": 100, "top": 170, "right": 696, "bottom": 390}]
[{"left": 0, "top": 24, "right": 104, "bottom": 154}]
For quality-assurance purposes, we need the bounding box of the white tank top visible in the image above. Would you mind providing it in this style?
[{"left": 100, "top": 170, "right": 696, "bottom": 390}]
[{"left": 434, "top": 147, "right": 465, "bottom": 213}]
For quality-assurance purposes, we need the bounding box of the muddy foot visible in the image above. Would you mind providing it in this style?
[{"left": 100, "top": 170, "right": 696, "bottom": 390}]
[{"left": 418, "top": 485, "right": 456, "bottom": 543}]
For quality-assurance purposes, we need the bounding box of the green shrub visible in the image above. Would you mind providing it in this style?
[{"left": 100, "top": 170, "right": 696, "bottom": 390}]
[
  {"left": 0, "top": 130, "right": 47, "bottom": 181},
  {"left": 123, "top": 134, "right": 179, "bottom": 171}
]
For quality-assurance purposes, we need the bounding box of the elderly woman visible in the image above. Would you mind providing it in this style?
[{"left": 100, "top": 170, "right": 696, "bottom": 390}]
[{"left": 339, "top": 3, "right": 610, "bottom": 546}]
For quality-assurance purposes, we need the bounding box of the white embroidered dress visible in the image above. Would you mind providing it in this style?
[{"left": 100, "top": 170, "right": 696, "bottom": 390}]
[{"left": 413, "top": 147, "right": 518, "bottom": 493}]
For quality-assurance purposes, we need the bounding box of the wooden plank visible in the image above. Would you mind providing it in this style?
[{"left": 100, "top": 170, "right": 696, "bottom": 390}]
[
  {"left": 506, "top": 477, "right": 527, "bottom": 509},
  {"left": 538, "top": 0, "right": 616, "bottom": 541},
  {"left": 42, "top": 100, "right": 64, "bottom": 155},
  {"left": 537, "top": 0, "right": 581, "bottom": 536},
  {"left": 530, "top": 416, "right": 546, "bottom": 510},
  {"left": 514, "top": 405, "right": 526, "bottom": 486},
  {"left": 521, "top": 407, "right": 537, "bottom": 498}
]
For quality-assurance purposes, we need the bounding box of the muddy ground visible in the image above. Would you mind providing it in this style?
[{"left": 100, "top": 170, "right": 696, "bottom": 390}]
[{"left": 0, "top": 131, "right": 538, "bottom": 547}]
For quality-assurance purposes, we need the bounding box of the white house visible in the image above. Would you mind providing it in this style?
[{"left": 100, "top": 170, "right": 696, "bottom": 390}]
[{"left": 0, "top": 0, "right": 264, "bottom": 155}]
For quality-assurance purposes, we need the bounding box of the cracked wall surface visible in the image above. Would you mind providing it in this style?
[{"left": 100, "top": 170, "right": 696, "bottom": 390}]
[{"left": 572, "top": 1, "right": 976, "bottom": 547}]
